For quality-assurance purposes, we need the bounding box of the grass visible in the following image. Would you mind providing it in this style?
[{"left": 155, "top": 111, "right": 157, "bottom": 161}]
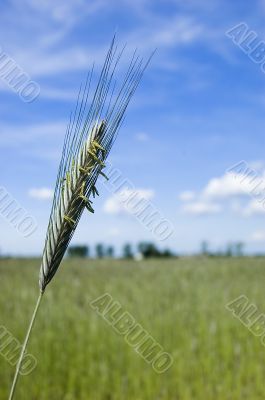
[{"left": 1, "top": 256, "right": 265, "bottom": 399}]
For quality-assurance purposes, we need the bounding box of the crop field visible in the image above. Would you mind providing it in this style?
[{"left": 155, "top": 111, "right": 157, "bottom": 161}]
[{"left": 0, "top": 257, "right": 265, "bottom": 400}]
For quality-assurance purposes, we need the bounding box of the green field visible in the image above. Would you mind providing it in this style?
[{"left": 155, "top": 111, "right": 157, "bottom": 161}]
[{"left": 0, "top": 257, "right": 265, "bottom": 400}]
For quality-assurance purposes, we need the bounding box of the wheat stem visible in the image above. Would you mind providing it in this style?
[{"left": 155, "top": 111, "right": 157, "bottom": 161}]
[{"left": 8, "top": 292, "right": 44, "bottom": 400}]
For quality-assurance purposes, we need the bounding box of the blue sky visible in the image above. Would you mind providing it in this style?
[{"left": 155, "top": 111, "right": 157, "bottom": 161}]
[{"left": 1, "top": 0, "right": 265, "bottom": 255}]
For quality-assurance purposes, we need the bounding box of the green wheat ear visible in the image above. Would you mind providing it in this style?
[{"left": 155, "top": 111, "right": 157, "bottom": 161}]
[
  {"left": 8, "top": 36, "right": 152, "bottom": 400},
  {"left": 39, "top": 120, "right": 107, "bottom": 292}
]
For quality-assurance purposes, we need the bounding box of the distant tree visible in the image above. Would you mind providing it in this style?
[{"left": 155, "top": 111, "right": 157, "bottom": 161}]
[
  {"left": 68, "top": 245, "right": 89, "bottom": 258},
  {"left": 224, "top": 242, "right": 244, "bottom": 257},
  {"left": 234, "top": 242, "right": 244, "bottom": 256},
  {"left": 138, "top": 242, "right": 147, "bottom": 256},
  {"left": 123, "top": 243, "right": 134, "bottom": 259},
  {"left": 225, "top": 243, "right": 233, "bottom": 257},
  {"left": 106, "top": 246, "right": 115, "bottom": 258},
  {"left": 137, "top": 242, "right": 160, "bottom": 258},
  {"left": 95, "top": 243, "right": 105, "bottom": 259},
  {"left": 137, "top": 242, "right": 176, "bottom": 258},
  {"left": 201, "top": 241, "right": 209, "bottom": 256},
  {"left": 161, "top": 249, "right": 174, "bottom": 258}
]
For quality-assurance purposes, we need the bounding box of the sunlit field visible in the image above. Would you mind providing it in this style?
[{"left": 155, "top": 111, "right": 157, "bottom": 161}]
[{"left": 1, "top": 257, "right": 265, "bottom": 400}]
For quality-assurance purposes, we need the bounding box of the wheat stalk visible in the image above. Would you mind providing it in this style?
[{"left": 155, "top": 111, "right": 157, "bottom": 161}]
[{"left": 8, "top": 37, "right": 151, "bottom": 400}]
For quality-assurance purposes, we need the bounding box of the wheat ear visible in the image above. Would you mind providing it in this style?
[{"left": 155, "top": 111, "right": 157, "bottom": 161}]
[{"left": 8, "top": 37, "right": 151, "bottom": 400}]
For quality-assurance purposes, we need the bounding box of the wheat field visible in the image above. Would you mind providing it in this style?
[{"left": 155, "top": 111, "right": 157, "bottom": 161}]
[{"left": 0, "top": 257, "right": 265, "bottom": 400}]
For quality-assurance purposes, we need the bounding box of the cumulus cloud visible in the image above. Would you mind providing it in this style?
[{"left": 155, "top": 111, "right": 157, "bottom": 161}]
[
  {"left": 202, "top": 172, "right": 259, "bottom": 199},
  {"left": 179, "top": 163, "right": 265, "bottom": 217},
  {"left": 28, "top": 187, "right": 53, "bottom": 200},
  {"left": 103, "top": 188, "right": 154, "bottom": 215},
  {"left": 182, "top": 201, "right": 221, "bottom": 216}
]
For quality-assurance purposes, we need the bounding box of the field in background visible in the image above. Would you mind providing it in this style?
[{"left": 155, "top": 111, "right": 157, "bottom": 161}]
[{"left": 0, "top": 257, "right": 265, "bottom": 400}]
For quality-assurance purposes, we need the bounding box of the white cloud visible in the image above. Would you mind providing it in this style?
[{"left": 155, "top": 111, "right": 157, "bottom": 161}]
[
  {"left": 28, "top": 187, "right": 53, "bottom": 200},
  {"left": 182, "top": 201, "right": 221, "bottom": 216},
  {"left": 0, "top": 121, "right": 67, "bottom": 147},
  {"left": 12, "top": 46, "right": 103, "bottom": 78},
  {"left": 179, "top": 190, "right": 195, "bottom": 201},
  {"left": 128, "top": 15, "right": 204, "bottom": 51},
  {"left": 104, "top": 197, "right": 123, "bottom": 215},
  {"left": 178, "top": 167, "right": 265, "bottom": 218},
  {"left": 20, "top": 0, "right": 104, "bottom": 23},
  {"left": 0, "top": 0, "right": 218, "bottom": 96},
  {"left": 242, "top": 199, "right": 265, "bottom": 216},
  {"left": 0, "top": 0, "right": 111, "bottom": 84},
  {"left": 179, "top": 171, "right": 260, "bottom": 206},
  {"left": 3, "top": 6, "right": 201, "bottom": 82},
  {"left": 103, "top": 188, "right": 154, "bottom": 215},
  {"left": 154, "top": 17, "right": 203, "bottom": 46},
  {"left": 202, "top": 172, "right": 259, "bottom": 199}
]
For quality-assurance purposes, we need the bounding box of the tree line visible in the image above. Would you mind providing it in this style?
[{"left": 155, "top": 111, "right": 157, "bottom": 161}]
[
  {"left": 68, "top": 242, "right": 176, "bottom": 259},
  {"left": 68, "top": 240, "right": 247, "bottom": 259},
  {"left": 200, "top": 241, "right": 245, "bottom": 257}
]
